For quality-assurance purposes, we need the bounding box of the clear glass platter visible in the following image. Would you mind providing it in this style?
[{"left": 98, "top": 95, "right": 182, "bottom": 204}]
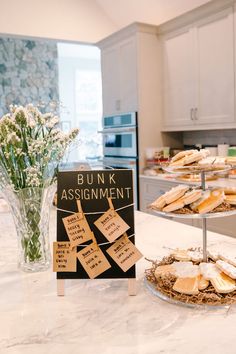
[
  {"left": 162, "top": 164, "right": 232, "bottom": 175},
  {"left": 151, "top": 208, "right": 236, "bottom": 219},
  {"left": 144, "top": 277, "right": 233, "bottom": 310},
  {"left": 176, "top": 174, "right": 218, "bottom": 183}
]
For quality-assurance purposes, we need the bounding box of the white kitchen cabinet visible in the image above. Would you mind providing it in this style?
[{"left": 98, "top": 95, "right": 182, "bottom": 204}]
[
  {"left": 100, "top": 36, "right": 138, "bottom": 116},
  {"left": 162, "top": 26, "right": 195, "bottom": 127},
  {"left": 119, "top": 38, "right": 138, "bottom": 114},
  {"left": 162, "top": 6, "right": 235, "bottom": 131},
  {"left": 97, "top": 23, "right": 173, "bottom": 172},
  {"left": 195, "top": 7, "right": 234, "bottom": 125},
  {"left": 101, "top": 45, "right": 121, "bottom": 116}
]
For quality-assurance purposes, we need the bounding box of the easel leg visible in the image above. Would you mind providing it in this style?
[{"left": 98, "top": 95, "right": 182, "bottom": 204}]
[
  {"left": 128, "top": 278, "right": 137, "bottom": 296},
  {"left": 57, "top": 279, "right": 65, "bottom": 296}
]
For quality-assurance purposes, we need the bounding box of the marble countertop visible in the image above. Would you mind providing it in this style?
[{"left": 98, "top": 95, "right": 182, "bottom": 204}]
[{"left": 1, "top": 209, "right": 236, "bottom": 354}]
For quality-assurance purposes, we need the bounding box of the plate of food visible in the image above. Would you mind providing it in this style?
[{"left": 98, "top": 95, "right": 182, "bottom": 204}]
[
  {"left": 148, "top": 185, "right": 236, "bottom": 218},
  {"left": 145, "top": 248, "right": 236, "bottom": 307},
  {"left": 163, "top": 149, "right": 231, "bottom": 174}
]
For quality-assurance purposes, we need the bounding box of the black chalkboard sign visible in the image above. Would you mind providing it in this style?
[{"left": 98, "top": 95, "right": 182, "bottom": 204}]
[{"left": 56, "top": 169, "right": 135, "bottom": 280}]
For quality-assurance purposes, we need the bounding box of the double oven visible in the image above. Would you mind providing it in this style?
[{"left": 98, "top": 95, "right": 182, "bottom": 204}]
[{"left": 99, "top": 112, "right": 139, "bottom": 209}]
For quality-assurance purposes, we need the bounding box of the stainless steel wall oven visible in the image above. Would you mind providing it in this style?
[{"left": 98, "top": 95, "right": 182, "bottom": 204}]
[{"left": 99, "top": 112, "right": 139, "bottom": 209}]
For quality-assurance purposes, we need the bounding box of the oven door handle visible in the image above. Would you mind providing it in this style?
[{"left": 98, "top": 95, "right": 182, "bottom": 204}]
[
  {"left": 98, "top": 127, "right": 136, "bottom": 134},
  {"left": 102, "top": 159, "right": 137, "bottom": 165}
]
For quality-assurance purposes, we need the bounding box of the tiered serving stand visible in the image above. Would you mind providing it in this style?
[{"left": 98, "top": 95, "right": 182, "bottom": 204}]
[
  {"left": 145, "top": 163, "right": 236, "bottom": 308},
  {"left": 153, "top": 164, "right": 233, "bottom": 262}
]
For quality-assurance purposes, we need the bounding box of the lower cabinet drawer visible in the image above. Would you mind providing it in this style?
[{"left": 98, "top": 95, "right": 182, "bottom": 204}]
[{"left": 141, "top": 180, "right": 177, "bottom": 200}]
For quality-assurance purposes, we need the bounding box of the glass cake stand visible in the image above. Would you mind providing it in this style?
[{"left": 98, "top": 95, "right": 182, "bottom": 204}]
[
  {"left": 152, "top": 208, "right": 236, "bottom": 262},
  {"left": 146, "top": 164, "right": 236, "bottom": 308},
  {"left": 155, "top": 165, "right": 234, "bottom": 262},
  {"left": 143, "top": 277, "right": 235, "bottom": 310},
  {"left": 163, "top": 164, "right": 231, "bottom": 177}
]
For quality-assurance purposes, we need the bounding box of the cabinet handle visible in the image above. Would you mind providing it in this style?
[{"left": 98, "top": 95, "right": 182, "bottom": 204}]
[
  {"left": 115, "top": 99, "right": 121, "bottom": 111},
  {"left": 194, "top": 108, "right": 198, "bottom": 120},
  {"left": 190, "top": 108, "right": 194, "bottom": 120}
]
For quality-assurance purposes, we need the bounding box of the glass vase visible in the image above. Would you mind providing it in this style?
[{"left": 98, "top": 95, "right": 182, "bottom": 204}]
[{"left": 4, "top": 184, "right": 56, "bottom": 272}]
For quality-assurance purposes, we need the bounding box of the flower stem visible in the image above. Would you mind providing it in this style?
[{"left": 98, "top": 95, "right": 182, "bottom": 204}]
[{"left": 21, "top": 207, "right": 42, "bottom": 262}]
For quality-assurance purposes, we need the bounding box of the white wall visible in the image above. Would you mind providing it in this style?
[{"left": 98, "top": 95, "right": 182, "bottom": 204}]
[
  {"left": 0, "top": 0, "right": 213, "bottom": 43},
  {"left": 0, "top": 0, "right": 117, "bottom": 43},
  {"left": 96, "top": 0, "right": 211, "bottom": 29}
]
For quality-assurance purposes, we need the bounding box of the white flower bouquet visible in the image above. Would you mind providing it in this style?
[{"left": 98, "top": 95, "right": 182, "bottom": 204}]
[
  {"left": 0, "top": 104, "right": 79, "bottom": 190},
  {"left": 0, "top": 104, "right": 79, "bottom": 271}
]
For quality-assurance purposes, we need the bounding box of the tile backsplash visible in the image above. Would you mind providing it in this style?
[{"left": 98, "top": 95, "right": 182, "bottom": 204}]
[
  {"left": 0, "top": 37, "right": 59, "bottom": 116},
  {"left": 183, "top": 130, "right": 236, "bottom": 146}
]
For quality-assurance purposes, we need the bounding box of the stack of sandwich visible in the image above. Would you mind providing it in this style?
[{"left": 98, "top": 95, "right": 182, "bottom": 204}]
[
  {"left": 226, "top": 156, "right": 236, "bottom": 166},
  {"left": 153, "top": 249, "right": 236, "bottom": 297},
  {"left": 169, "top": 149, "right": 229, "bottom": 171},
  {"left": 169, "top": 149, "right": 210, "bottom": 167},
  {"left": 149, "top": 185, "right": 236, "bottom": 214},
  {"left": 223, "top": 187, "right": 236, "bottom": 205}
]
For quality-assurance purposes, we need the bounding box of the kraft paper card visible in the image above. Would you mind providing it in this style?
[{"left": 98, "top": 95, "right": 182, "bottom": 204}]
[
  {"left": 94, "top": 209, "right": 130, "bottom": 242},
  {"left": 77, "top": 242, "right": 111, "bottom": 279},
  {"left": 53, "top": 242, "right": 77, "bottom": 272},
  {"left": 62, "top": 212, "right": 92, "bottom": 248},
  {"left": 106, "top": 234, "right": 143, "bottom": 272}
]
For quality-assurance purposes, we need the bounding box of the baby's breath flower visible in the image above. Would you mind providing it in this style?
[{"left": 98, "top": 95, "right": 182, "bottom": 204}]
[
  {"left": 37, "top": 115, "right": 45, "bottom": 125},
  {"left": 45, "top": 116, "right": 59, "bottom": 129},
  {"left": 69, "top": 128, "right": 80, "bottom": 140},
  {"left": 42, "top": 113, "right": 54, "bottom": 121},
  {"left": 0, "top": 103, "right": 79, "bottom": 190},
  {"left": 13, "top": 106, "right": 28, "bottom": 126},
  {"left": 25, "top": 166, "right": 42, "bottom": 187},
  {"left": 15, "top": 148, "right": 23, "bottom": 156},
  {"left": 9, "top": 104, "right": 18, "bottom": 113},
  {"left": 7, "top": 132, "right": 20, "bottom": 144},
  {"left": 28, "top": 118, "right": 36, "bottom": 128}
]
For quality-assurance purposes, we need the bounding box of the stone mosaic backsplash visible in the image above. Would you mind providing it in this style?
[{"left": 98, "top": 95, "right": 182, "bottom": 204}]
[{"left": 0, "top": 37, "right": 59, "bottom": 116}]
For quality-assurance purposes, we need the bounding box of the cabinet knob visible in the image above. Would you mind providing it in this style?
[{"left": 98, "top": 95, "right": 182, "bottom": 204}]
[{"left": 194, "top": 108, "right": 198, "bottom": 120}]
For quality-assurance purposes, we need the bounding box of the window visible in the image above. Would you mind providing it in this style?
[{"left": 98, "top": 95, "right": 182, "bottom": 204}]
[
  {"left": 57, "top": 42, "right": 103, "bottom": 162},
  {"left": 0, "top": 38, "right": 103, "bottom": 163}
]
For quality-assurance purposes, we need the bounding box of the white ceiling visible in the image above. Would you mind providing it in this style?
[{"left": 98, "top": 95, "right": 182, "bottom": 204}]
[{"left": 95, "top": 0, "right": 212, "bottom": 30}]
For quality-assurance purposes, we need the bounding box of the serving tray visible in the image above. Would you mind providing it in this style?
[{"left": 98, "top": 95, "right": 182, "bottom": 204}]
[
  {"left": 162, "top": 164, "right": 231, "bottom": 175},
  {"left": 144, "top": 277, "right": 234, "bottom": 310},
  {"left": 150, "top": 208, "right": 236, "bottom": 220}
]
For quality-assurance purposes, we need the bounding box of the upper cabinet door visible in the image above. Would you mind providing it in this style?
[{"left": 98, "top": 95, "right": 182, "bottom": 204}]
[
  {"left": 162, "top": 26, "right": 195, "bottom": 127},
  {"left": 119, "top": 37, "right": 138, "bottom": 114},
  {"left": 101, "top": 45, "right": 121, "bottom": 116},
  {"left": 101, "top": 36, "right": 138, "bottom": 116},
  {"left": 195, "top": 7, "right": 234, "bottom": 124}
]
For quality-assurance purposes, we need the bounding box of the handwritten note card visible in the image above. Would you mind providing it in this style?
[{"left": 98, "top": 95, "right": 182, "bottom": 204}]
[
  {"left": 62, "top": 212, "right": 92, "bottom": 248},
  {"left": 53, "top": 242, "right": 77, "bottom": 272},
  {"left": 94, "top": 209, "right": 130, "bottom": 242},
  {"left": 77, "top": 243, "right": 111, "bottom": 279},
  {"left": 106, "top": 234, "right": 143, "bottom": 272}
]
